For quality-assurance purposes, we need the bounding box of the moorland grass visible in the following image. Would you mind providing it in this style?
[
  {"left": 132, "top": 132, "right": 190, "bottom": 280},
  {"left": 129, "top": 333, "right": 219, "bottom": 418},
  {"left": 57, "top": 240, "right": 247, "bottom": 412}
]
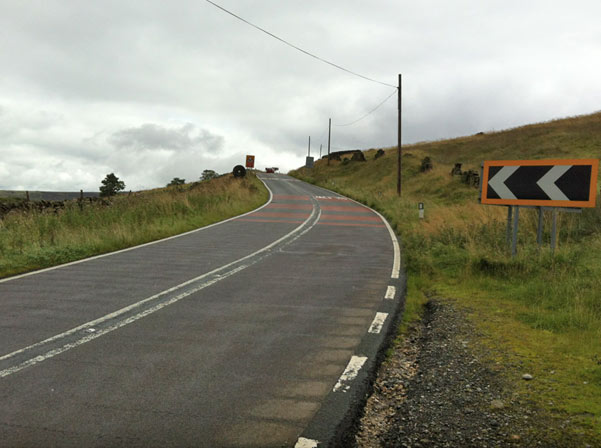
[
  {"left": 0, "top": 173, "right": 269, "bottom": 279},
  {"left": 290, "top": 111, "right": 601, "bottom": 442}
]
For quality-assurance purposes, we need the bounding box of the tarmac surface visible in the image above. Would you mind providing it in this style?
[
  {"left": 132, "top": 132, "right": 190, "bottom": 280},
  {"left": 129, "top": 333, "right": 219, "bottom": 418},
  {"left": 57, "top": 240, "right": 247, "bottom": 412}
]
[{"left": 0, "top": 174, "right": 402, "bottom": 447}]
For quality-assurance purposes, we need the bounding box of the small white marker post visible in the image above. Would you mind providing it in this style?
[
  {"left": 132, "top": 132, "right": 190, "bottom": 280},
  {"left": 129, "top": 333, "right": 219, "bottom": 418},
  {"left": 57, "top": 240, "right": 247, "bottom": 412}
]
[{"left": 418, "top": 202, "right": 424, "bottom": 219}]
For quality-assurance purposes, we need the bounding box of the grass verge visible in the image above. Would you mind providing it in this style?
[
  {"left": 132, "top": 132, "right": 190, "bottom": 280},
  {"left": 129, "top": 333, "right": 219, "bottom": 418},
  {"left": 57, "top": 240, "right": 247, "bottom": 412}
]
[{"left": 0, "top": 173, "right": 269, "bottom": 279}]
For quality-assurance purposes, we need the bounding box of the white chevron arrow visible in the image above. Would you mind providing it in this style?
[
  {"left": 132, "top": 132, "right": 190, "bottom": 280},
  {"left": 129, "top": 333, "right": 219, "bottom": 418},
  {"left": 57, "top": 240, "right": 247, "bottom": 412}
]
[
  {"left": 488, "top": 166, "right": 519, "bottom": 199},
  {"left": 537, "top": 165, "right": 570, "bottom": 201}
]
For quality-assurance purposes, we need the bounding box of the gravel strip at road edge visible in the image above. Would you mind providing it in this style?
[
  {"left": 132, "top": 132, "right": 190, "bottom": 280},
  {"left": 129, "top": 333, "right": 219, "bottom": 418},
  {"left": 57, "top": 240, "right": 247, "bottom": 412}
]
[{"left": 355, "top": 298, "right": 589, "bottom": 448}]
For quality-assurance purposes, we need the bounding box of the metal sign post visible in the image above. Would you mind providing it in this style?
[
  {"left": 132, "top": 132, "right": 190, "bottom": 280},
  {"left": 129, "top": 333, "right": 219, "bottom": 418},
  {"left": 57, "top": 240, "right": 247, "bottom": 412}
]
[
  {"left": 512, "top": 206, "right": 519, "bottom": 257},
  {"left": 551, "top": 208, "right": 558, "bottom": 253},
  {"left": 537, "top": 207, "right": 544, "bottom": 246},
  {"left": 506, "top": 206, "right": 513, "bottom": 247}
]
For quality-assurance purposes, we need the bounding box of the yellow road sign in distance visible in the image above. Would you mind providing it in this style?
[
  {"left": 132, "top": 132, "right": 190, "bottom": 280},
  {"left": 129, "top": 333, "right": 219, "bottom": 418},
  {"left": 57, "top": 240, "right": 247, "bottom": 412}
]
[
  {"left": 246, "top": 155, "right": 255, "bottom": 169},
  {"left": 481, "top": 159, "right": 599, "bottom": 208}
]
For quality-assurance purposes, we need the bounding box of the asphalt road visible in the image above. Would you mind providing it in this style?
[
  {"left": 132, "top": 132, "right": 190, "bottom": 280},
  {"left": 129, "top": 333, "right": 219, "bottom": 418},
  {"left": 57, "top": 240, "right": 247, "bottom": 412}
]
[{"left": 0, "top": 174, "right": 402, "bottom": 447}]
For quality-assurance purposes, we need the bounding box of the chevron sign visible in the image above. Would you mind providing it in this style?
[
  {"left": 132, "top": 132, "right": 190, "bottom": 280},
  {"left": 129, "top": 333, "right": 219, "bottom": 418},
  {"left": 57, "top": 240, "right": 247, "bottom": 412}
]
[{"left": 481, "top": 159, "right": 599, "bottom": 207}]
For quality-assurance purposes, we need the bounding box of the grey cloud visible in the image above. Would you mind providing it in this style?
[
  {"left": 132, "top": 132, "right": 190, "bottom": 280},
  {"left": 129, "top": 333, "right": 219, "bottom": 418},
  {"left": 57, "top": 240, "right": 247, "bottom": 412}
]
[
  {"left": 109, "top": 123, "right": 224, "bottom": 153},
  {"left": 2, "top": 0, "right": 601, "bottom": 190},
  {"left": 0, "top": 106, "right": 63, "bottom": 141}
]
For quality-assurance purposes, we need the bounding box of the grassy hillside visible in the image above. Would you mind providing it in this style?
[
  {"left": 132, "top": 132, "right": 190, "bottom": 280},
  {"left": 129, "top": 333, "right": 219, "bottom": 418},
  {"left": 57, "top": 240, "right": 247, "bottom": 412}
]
[
  {"left": 0, "top": 173, "right": 268, "bottom": 279},
  {"left": 291, "top": 111, "right": 601, "bottom": 443}
]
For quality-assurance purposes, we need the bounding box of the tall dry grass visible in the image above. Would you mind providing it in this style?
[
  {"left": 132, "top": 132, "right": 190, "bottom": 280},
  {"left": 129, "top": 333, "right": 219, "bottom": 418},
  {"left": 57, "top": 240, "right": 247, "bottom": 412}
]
[{"left": 0, "top": 174, "right": 268, "bottom": 279}]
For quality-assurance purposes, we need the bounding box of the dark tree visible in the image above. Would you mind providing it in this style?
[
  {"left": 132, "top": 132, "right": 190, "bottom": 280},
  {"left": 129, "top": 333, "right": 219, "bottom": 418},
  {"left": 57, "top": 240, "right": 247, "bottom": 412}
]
[
  {"left": 200, "top": 170, "right": 218, "bottom": 181},
  {"left": 99, "top": 173, "right": 125, "bottom": 197},
  {"left": 167, "top": 177, "right": 186, "bottom": 187}
]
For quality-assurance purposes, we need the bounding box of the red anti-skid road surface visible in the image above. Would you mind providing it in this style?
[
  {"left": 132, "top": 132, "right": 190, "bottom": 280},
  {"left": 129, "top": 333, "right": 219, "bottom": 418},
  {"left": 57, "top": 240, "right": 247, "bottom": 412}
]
[{"left": 0, "top": 174, "right": 400, "bottom": 447}]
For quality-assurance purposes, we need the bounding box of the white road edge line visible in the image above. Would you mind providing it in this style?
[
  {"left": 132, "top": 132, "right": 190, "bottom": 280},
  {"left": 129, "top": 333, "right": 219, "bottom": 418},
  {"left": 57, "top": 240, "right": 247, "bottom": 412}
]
[
  {"left": 0, "top": 193, "right": 321, "bottom": 377},
  {"left": 355, "top": 206, "right": 400, "bottom": 279},
  {"left": 295, "top": 437, "right": 319, "bottom": 448},
  {"left": 307, "top": 183, "right": 401, "bottom": 280},
  {"left": 0, "top": 177, "right": 274, "bottom": 285},
  {"left": 332, "top": 355, "right": 368, "bottom": 393},
  {"left": 385, "top": 285, "right": 396, "bottom": 300},
  {"left": 368, "top": 312, "right": 389, "bottom": 334}
]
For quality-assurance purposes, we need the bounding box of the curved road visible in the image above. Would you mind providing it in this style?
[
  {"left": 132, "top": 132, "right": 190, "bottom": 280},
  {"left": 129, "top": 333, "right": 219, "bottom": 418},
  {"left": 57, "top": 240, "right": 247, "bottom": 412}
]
[{"left": 0, "top": 174, "right": 402, "bottom": 447}]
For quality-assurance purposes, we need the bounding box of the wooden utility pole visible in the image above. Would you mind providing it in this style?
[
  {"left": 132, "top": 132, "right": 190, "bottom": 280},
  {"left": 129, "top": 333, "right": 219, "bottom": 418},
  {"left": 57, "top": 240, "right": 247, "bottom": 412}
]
[
  {"left": 397, "top": 74, "right": 402, "bottom": 196},
  {"left": 327, "top": 118, "right": 331, "bottom": 166}
]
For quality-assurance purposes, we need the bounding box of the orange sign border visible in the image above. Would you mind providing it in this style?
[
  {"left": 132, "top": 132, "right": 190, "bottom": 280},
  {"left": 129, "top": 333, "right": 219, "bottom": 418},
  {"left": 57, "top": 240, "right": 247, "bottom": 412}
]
[
  {"left": 481, "top": 159, "right": 599, "bottom": 208},
  {"left": 245, "top": 155, "right": 255, "bottom": 169}
]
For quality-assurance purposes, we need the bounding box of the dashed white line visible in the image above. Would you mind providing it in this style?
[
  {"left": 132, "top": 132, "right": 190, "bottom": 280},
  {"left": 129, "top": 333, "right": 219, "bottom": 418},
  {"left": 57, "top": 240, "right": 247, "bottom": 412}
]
[
  {"left": 295, "top": 437, "right": 319, "bottom": 448},
  {"left": 332, "top": 355, "right": 368, "bottom": 393},
  {"left": 368, "top": 312, "right": 389, "bottom": 334},
  {"left": 385, "top": 285, "right": 396, "bottom": 300}
]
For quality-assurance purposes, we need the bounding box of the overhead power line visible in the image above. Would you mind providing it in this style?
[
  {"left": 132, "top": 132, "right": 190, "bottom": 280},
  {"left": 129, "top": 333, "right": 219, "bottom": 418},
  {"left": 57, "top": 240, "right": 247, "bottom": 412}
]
[
  {"left": 333, "top": 88, "right": 397, "bottom": 127},
  {"left": 203, "top": 0, "right": 397, "bottom": 89}
]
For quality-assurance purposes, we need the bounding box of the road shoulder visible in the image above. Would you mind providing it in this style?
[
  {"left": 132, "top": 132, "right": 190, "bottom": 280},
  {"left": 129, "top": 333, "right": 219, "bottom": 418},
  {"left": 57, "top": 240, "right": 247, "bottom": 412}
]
[{"left": 356, "top": 298, "right": 586, "bottom": 447}]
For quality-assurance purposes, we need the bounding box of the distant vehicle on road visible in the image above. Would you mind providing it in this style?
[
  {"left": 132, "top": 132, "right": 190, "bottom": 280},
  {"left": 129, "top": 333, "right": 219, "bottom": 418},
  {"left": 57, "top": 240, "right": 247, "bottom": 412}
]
[{"left": 265, "top": 167, "right": 279, "bottom": 173}]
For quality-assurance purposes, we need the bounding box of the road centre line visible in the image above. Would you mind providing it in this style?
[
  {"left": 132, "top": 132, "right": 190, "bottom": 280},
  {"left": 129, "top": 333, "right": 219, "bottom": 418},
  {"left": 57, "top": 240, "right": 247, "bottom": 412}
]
[
  {"left": 0, "top": 197, "right": 322, "bottom": 378},
  {"left": 0, "top": 178, "right": 275, "bottom": 285},
  {"left": 332, "top": 356, "right": 368, "bottom": 393},
  {"left": 368, "top": 312, "right": 389, "bottom": 334}
]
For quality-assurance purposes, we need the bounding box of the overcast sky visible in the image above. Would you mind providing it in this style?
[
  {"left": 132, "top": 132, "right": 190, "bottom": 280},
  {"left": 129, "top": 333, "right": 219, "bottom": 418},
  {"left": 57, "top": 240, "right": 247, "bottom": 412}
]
[{"left": 1, "top": 0, "right": 600, "bottom": 191}]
